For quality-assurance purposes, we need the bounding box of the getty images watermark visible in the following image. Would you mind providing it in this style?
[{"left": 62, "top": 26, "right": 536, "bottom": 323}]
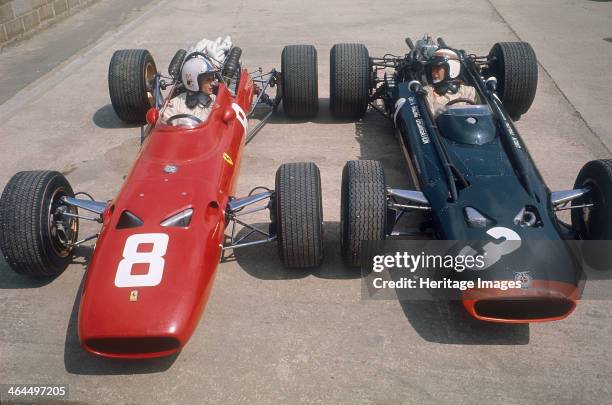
[
  {"left": 361, "top": 239, "right": 612, "bottom": 300},
  {"left": 371, "top": 251, "right": 524, "bottom": 291}
]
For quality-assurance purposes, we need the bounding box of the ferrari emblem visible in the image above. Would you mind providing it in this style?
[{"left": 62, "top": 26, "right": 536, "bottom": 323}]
[
  {"left": 129, "top": 290, "right": 139, "bottom": 301},
  {"left": 223, "top": 152, "right": 234, "bottom": 166}
]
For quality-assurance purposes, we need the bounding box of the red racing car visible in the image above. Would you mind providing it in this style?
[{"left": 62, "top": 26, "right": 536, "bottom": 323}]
[{"left": 0, "top": 43, "right": 323, "bottom": 358}]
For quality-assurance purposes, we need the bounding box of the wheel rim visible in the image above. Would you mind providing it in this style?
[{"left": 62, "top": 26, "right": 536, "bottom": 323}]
[
  {"left": 580, "top": 178, "right": 601, "bottom": 238},
  {"left": 145, "top": 62, "right": 156, "bottom": 106},
  {"left": 47, "top": 188, "right": 78, "bottom": 257}
]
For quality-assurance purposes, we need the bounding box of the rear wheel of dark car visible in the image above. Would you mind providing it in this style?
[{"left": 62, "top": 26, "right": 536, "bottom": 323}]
[
  {"left": 108, "top": 49, "right": 157, "bottom": 124},
  {"left": 330, "top": 43, "right": 371, "bottom": 119},
  {"left": 0, "top": 171, "right": 79, "bottom": 276},
  {"left": 281, "top": 45, "right": 319, "bottom": 118},
  {"left": 275, "top": 162, "right": 323, "bottom": 268},
  {"left": 341, "top": 160, "right": 386, "bottom": 267},
  {"left": 487, "top": 42, "right": 538, "bottom": 120}
]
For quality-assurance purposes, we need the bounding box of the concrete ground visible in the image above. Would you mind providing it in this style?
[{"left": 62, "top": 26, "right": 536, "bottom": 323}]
[{"left": 1, "top": 0, "right": 611, "bottom": 403}]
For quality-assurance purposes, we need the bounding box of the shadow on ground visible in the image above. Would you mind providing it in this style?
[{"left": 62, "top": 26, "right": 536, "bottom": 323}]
[
  {"left": 93, "top": 104, "right": 141, "bottom": 129},
  {"left": 267, "top": 98, "right": 356, "bottom": 126},
  {"left": 354, "top": 109, "right": 415, "bottom": 188},
  {"left": 399, "top": 300, "right": 530, "bottom": 345},
  {"left": 233, "top": 221, "right": 360, "bottom": 280},
  {"left": 0, "top": 245, "right": 93, "bottom": 289}
]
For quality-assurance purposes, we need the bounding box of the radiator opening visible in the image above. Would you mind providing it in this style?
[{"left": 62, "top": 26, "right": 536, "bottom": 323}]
[
  {"left": 473, "top": 298, "right": 575, "bottom": 320},
  {"left": 84, "top": 337, "right": 180, "bottom": 355}
]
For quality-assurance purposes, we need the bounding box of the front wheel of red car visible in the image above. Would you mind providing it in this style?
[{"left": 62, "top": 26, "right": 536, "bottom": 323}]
[
  {"left": 0, "top": 171, "right": 79, "bottom": 276},
  {"left": 275, "top": 162, "right": 323, "bottom": 268}
]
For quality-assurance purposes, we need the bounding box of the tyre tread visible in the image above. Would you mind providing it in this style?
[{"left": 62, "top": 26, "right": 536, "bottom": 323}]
[
  {"left": 108, "top": 49, "right": 156, "bottom": 124},
  {"left": 341, "top": 160, "right": 386, "bottom": 267},
  {"left": 0, "top": 171, "right": 73, "bottom": 276},
  {"left": 276, "top": 162, "right": 323, "bottom": 268},
  {"left": 281, "top": 45, "right": 319, "bottom": 118},
  {"left": 489, "top": 42, "right": 538, "bottom": 118},
  {"left": 330, "top": 43, "right": 370, "bottom": 119}
]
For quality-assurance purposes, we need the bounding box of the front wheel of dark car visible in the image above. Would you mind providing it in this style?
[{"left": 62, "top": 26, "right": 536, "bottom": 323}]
[
  {"left": 572, "top": 159, "right": 612, "bottom": 269},
  {"left": 340, "top": 160, "right": 387, "bottom": 267},
  {"left": 572, "top": 159, "right": 612, "bottom": 239}
]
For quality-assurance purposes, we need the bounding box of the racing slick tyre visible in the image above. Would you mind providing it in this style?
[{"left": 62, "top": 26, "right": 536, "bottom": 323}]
[
  {"left": 275, "top": 162, "right": 323, "bottom": 268},
  {"left": 330, "top": 43, "right": 370, "bottom": 119},
  {"left": 572, "top": 159, "right": 612, "bottom": 240},
  {"left": 281, "top": 45, "right": 319, "bottom": 118},
  {"left": 572, "top": 159, "right": 612, "bottom": 269},
  {"left": 341, "top": 160, "right": 386, "bottom": 267},
  {"left": 0, "top": 171, "right": 79, "bottom": 276},
  {"left": 168, "top": 49, "right": 187, "bottom": 79},
  {"left": 487, "top": 42, "right": 538, "bottom": 120},
  {"left": 108, "top": 49, "right": 157, "bottom": 124}
]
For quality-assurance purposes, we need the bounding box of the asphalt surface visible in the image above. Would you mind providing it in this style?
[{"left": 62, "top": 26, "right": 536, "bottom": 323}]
[{"left": 1, "top": 0, "right": 612, "bottom": 404}]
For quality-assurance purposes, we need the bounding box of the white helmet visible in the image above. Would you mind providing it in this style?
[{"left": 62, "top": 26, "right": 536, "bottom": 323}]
[
  {"left": 181, "top": 55, "right": 215, "bottom": 92},
  {"left": 430, "top": 49, "right": 461, "bottom": 81}
]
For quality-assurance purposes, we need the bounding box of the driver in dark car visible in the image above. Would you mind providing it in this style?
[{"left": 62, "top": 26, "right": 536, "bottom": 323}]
[
  {"left": 423, "top": 48, "right": 479, "bottom": 117},
  {"left": 161, "top": 54, "right": 217, "bottom": 125}
]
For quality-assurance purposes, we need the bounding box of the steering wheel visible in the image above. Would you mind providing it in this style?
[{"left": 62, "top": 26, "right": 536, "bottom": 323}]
[
  {"left": 445, "top": 97, "right": 477, "bottom": 106},
  {"left": 166, "top": 114, "right": 202, "bottom": 125}
]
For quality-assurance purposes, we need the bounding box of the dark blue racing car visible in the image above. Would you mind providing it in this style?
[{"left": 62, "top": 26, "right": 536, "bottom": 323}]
[{"left": 330, "top": 36, "right": 612, "bottom": 323}]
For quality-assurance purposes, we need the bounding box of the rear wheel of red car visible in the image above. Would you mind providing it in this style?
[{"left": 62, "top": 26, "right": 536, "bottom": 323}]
[
  {"left": 341, "top": 160, "right": 386, "bottom": 267},
  {"left": 487, "top": 42, "right": 538, "bottom": 120},
  {"left": 222, "top": 47, "right": 242, "bottom": 82},
  {"left": 330, "top": 43, "right": 371, "bottom": 119},
  {"left": 275, "top": 162, "right": 323, "bottom": 268},
  {"left": 167, "top": 48, "right": 187, "bottom": 80},
  {"left": 108, "top": 49, "right": 157, "bottom": 124},
  {"left": 281, "top": 45, "right": 319, "bottom": 118},
  {"left": 0, "top": 171, "right": 79, "bottom": 276}
]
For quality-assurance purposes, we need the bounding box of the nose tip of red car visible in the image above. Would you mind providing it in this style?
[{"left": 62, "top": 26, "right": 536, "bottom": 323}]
[
  {"left": 462, "top": 280, "right": 579, "bottom": 323},
  {"left": 81, "top": 335, "right": 183, "bottom": 359}
]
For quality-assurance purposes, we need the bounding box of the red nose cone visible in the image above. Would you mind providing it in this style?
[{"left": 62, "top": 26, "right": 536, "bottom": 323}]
[{"left": 146, "top": 108, "right": 159, "bottom": 125}]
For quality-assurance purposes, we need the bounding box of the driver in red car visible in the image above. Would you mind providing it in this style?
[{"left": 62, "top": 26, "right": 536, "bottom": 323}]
[
  {"left": 423, "top": 48, "right": 479, "bottom": 117},
  {"left": 161, "top": 55, "right": 217, "bottom": 125}
]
